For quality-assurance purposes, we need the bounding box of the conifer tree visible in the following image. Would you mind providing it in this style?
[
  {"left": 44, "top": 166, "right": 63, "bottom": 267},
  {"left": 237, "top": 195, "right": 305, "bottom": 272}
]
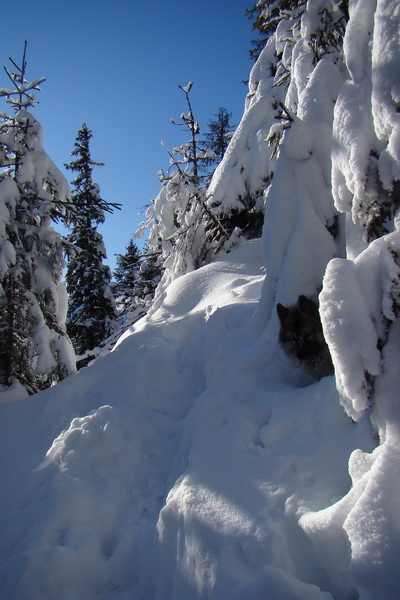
[
  {"left": 112, "top": 239, "right": 141, "bottom": 313},
  {"left": 65, "top": 124, "right": 119, "bottom": 360},
  {"left": 137, "top": 82, "right": 228, "bottom": 284},
  {"left": 209, "top": 0, "right": 349, "bottom": 246},
  {"left": 246, "top": 0, "right": 307, "bottom": 61},
  {"left": 133, "top": 243, "right": 162, "bottom": 306},
  {"left": 202, "top": 107, "right": 235, "bottom": 172},
  {"left": 246, "top": 0, "right": 348, "bottom": 62},
  {"left": 0, "top": 43, "right": 76, "bottom": 394}
]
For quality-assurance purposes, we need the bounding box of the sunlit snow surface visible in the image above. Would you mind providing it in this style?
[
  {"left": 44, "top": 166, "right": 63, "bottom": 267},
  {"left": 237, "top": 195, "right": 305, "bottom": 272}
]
[
  {"left": 0, "top": 240, "right": 384, "bottom": 600},
  {"left": 2, "top": 0, "right": 400, "bottom": 595}
]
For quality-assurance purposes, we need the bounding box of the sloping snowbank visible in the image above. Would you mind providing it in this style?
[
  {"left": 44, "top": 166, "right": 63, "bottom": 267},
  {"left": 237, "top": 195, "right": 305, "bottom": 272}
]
[{"left": 0, "top": 240, "right": 380, "bottom": 599}]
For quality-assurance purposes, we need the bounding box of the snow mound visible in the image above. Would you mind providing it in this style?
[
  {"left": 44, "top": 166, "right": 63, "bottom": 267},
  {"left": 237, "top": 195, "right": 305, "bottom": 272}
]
[{"left": 0, "top": 240, "right": 381, "bottom": 599}]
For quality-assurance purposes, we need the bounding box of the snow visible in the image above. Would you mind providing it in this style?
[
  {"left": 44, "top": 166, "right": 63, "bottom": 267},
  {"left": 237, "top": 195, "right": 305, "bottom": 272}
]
[
  {"left": 1, "top": 0, "right": 400, "bottom": 597},
  {"left": 15, "top": 110, "right": 71, "bottom": 205},
  {"left": 320, "top": 229, "right": 400, "bottom": 421},
  {"left": 258, "top": 55, "right": 342, "bottom": 331},
  {"left": 332, "top": 0, "right": 400, "bottom": 257},
  {"left": 372, "top": 0, "right": 400, "bottom": 186},
  {"left": 206, "top": 37, "right": 280, "bottom": 213},
  {"left": 0, "top": 178, "right": 19, "bottom": 276},
  {"left": 0, "top": 103, "right": 75, "bottom": 391},
  {"left": 0, "top": 239, "right": 383, "bottom": 599}
]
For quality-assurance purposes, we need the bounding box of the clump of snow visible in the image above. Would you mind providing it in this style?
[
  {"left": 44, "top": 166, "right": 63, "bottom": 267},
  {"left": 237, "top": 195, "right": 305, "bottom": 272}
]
[
  {"left": 302, "top": 3, "right": 400, "bottom": 596},
  {"left": 258, "top": 54, "right": 342, "bottom": 330},
  {"left": 332, "top": 0, "right": 400, "bottom": 257},
  {"left": 15, "top": 110, "right": 71, "bottom": 205},
  {"left": 320, "top": 257, "right": 381, "bottom": 419},
  {"left": 206, "top": 37, "right": 281, "bottom": 214},
  {"left": 320, "top": 230, "right": 400, "bottom": 421}
]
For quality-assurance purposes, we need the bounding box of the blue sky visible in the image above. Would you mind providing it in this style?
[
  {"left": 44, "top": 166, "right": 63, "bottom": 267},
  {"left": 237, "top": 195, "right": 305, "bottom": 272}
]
[{"left": 1, "top": 0, "right": 253, "bottom": 272}]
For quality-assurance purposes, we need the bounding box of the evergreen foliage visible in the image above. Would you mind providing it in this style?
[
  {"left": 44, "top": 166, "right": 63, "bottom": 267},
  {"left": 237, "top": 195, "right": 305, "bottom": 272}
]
[
  {"left": 0, "top": 43, "right": 75, "bottom": 394},
  {"left": 65, "top": 124, "right": 119, "bottom": 360},
  {"left": 133, "top": 243, "right": 162, "bottom": 306},
  {"left": 242, "top": 0, "right": 399, "bottom": 415},
  {"left": 112, "top": 239, "right": 141, "bottom": 313},
  {"left": 202, "top": 107, "right": 235, "bottom": 172},
  {"left": 246, "top": 0, "right": 307, "bottom": 61},
  {"left": 246, "top": 0, "right": 348, "bottom": 62},
  {"left": 209, "top": 0, "right": 350, "bottom": 247},
  {"left": 1, "top": 5, "right": 400, "bottom": 595},
  {"left": 137, "top": 82, "right": 228, "bottom": 284}
]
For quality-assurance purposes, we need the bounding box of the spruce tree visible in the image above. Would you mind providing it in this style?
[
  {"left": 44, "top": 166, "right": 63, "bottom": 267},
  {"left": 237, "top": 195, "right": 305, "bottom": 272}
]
[
  {"left": 246, "top": 0, "right": 307, "bottom": 61},
  {"left": 112, "top": 239, "right": 141, "bottom": 313},
  {"left": 0, "top": 43, "right": 75, "bottom": 394},
  {"left": 133, "top": 243, "right": 162, "bottom": 306},
  {"left": 65, "top": 124, "right": 119, "bottom": 360},
  {"left": 203, "top": 108, "right": 235, "bottom": 171}
]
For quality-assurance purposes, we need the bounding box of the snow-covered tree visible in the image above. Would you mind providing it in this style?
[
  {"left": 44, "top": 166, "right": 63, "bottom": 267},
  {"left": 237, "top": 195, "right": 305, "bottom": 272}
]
[
  {"left": 242, "top": 0, "right": 399, "bottom": 425},
  {"left": 205, "top": 11, "right": 289, "bottom": 243},
  {"left": 208, "top": 0, "right": 349, "bottom": 325},
  {"left": 112, "top": 239, "right": 141, "bottom": 313},
  {"left": 0, "top": 43, "right": 76, "bottom": 394},
  {"left": 2, "top": 4, "right": 400, "bottom": 599},
  {"left": 246, "top": 0, "right": 307, "bottom": 61},
  {"left": 133, "top": 243, "right": 163, "bottom": 307},
  {"left": 319, "top": 0, "right": 400, "bottom": 422},
  {"left": 202, "top": 107, "right": 235, "bottom": 172},
  {"left": 223, "top": 2, "right": 400, "bottom": 592},
  {"left": 208, "top": 0, "right": 348, "bottom": 245},
  {"left": 258, "top": 0, "right": 348, "bottom": 315},
  {"left": 65, "top": 124, "right": 119, "bottom": 361},
  {"left": 136, "top": 82, "right": 228, "bottom": 285}
]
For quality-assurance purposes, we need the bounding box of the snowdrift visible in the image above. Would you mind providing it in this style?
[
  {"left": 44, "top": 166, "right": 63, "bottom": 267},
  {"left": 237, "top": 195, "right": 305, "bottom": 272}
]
[{"left": 1, "top": 239, "right": 389, "bottom": 600}]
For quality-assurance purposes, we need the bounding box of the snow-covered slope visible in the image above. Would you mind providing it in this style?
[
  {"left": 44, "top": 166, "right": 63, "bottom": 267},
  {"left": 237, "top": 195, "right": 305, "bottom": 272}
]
[
  {"left": 2, "top": 1, "right": 400, "bottom": 597},
  {"left": 0, "top": 239, "right": 381, "bottom": 600}
]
